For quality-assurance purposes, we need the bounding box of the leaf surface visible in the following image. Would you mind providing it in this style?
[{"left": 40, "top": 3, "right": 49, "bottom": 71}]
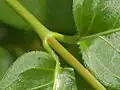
[
  {"left": 73, "top": 0, "right": 120, "bottom": 37},
  {"left": 0, "top": 0, "right": 76, "bottom": 34},
  {"left": 79, "top": 32, "right": 120, "bottom": 90},
  {"left": 0, "top": 51, "right": 77, "bottom": 90},
  {"left": 0, "top": 0, "right": 30, "bottom": 30}
]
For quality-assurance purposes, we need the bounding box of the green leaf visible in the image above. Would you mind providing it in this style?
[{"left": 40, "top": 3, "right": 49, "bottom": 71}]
[
  {"left": 79, "top": 32, "right": 120, "bottom": 90},
  {"left": 0, "top": 0, "right": 30, "bottom": 30},
  {"left": 0, "top": 51, "right": 77, "bottom": 90},
  {"left": 0, "top": 0, "right": 76, "bottom": 34},
  {"left": 73, "top": 0, "right": 120, "bottom": 37},
  {"left": 0, "top": 47, "right": 13, "bottom": 79}
]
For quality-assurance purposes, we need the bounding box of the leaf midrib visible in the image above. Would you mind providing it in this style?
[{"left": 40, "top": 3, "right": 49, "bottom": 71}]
[
  {"left": 86, "top": 46, "right": 120, "bottom": 84},
  {"left": 4, "top": 68, "right": 54, "bottom": 89},
  {"left": 85, "top": 36, "right": 120, "bottom": 84},
  {"left": 30, "top": 81, "right": 54, "bottom": 90},
  {"left": 99, "top": 36, "right": 120, "bottom": 53}
]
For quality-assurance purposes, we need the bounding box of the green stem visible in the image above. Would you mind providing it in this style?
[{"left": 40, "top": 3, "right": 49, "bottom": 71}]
[
  {"left": 5, "top": 0, "right": 50, "bottom": 40},
  {"left": 81, "top": 28, "right": 120, "bottom": 40},
  {"left": 6, "top": 0, "right": 79, "bottom": 44},
  {"left": 47, "top": 37, "right": 106, "bottom": 90},
  {"left": 51, "top": 32, "right": 79, "bottom": 44},
  {"left": 6, "top": 0, "right": 106, "bottom": 90}
]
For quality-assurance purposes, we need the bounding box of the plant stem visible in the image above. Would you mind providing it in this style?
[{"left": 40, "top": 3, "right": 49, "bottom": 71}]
[
  {"left": 47, "top": 37, "right": 106, "bottom": 90},
  {"left": 6, "top": 0, "right": 106, "bottom": 89},
  {"left": 51, "top": 32, "right": 79, "bottom": 44},
  {"left": 50, "top": 32, "right": 108, "bottom": 90},
  {"left": 5, "top": 0, "right": 79, "bottom": 44},
  {"left": 5, "top": 0, "right": 50, "bottom": 40},
  {"left": 81, "top": 28, "right": 120, "bottom": 40}
]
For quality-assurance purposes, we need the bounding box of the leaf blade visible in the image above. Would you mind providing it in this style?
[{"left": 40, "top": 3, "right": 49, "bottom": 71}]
[
  {"left": 73, "top": 0, "right": 120, "bottom": 37},
  {"left": 79, "top": 32, "right": 120, "bottom": 90},
  {"left": 0, "top": 51, "right": 77, "bottom": 90},
  {"left": 0, "top": 0, "right": 76, "bottom": 34}
]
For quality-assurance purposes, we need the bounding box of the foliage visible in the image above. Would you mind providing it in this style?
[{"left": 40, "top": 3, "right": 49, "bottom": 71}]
[
  {"left": 80, "top": 32, "right": 120, "bottom": 90},
  {"left": 0, "top": 0, "right": 76, "bottom": 34},
  {"left": 73, "top": 0, "right": 120, "bottom": 37},
  {"left": 0, "top": 51, "right": 77, "bottom": 90},
  {"left": 0, "top": 0, "right": 120, "bottom": 90}
]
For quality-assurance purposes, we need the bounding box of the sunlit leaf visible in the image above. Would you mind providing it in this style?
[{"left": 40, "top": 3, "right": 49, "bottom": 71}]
[
  {"left": 73, "top": 0, "right": 120, "bottom": 37},
  {"left": 79, "top": 32, "right": 120, "bottom": 90},
  {"left": 0, "top": 51, "right": 77, "bottom": 90}
]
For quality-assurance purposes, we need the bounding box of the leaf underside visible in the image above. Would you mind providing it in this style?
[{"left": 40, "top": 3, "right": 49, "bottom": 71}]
[
  {"left": 0, "top": 51, "right": 77, "bottom": 90},
  {"left": 79, "top": 32, "right": 120, "bottom": 90},
  {"left": 0, "top": 0, "right": 76, "bottom": 34},
  {"left": 73, "top": 0, "right": 120, "bottom": 37}
]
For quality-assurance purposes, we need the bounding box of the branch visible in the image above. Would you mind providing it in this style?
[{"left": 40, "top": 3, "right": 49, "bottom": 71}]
[
  {"left": 5, "top": 0, "right": 106, "bottom": 89},
  {"left": 47, "top": 37, "right": 106, "bottom": 90}
]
